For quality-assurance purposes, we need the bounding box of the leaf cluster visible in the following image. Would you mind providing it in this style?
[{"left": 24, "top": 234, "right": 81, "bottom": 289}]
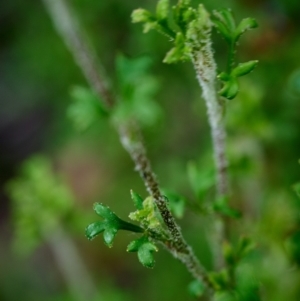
[
  {"left": 85, "top": 191, "right": 168, "bottom": 268},
  {"left": 212, "top": 9, "right": 258, "bottom": 99}
]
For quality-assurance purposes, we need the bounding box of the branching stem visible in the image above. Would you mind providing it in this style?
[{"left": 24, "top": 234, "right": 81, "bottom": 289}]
[{"left": 43, "top": 0, "right": 214, "bottom": 292}]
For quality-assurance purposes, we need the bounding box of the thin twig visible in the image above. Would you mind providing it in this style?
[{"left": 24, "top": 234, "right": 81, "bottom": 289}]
[
  {"left": 42, "top": 0, "right": 214, "bottom": 291},
  {"left": 42, "top": 0, "right": 114, "bottom": 110}
]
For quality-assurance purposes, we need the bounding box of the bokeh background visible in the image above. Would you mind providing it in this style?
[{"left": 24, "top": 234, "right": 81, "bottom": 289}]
[{"left": 1, "top": 0, "right": 300, "bottom": 300}]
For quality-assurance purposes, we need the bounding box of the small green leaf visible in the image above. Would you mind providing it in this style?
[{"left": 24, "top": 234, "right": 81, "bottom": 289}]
[
  {"left": 156, "top": 0, "right": 170, "bottom": 21},
  {"left": 219, "top": 9, "right": 236, "bottom": 32},
  {"left": 138, "top": 242, "right": 158, "bottom": 268},
  {"left": 231, "top": 60, "right": 258, "bottom": 77},
  {"left": 131, "top": 9, "right": 153, "bottom": 24},
  {"left": 163, "top": 32, "right": 190, "bottom": 64},
  {"left": 162, "top": 190, "right": 186, "bottom": 219},
  {"left": 187, "top": 161, "right": 215, "bottom": 200},
  {"left": 223, "top": 241, "right": 236, "bottom": 266},
  {"left": 293, "top": 182, "right": 300, "bottom": 198},
  {"left": 93, "top": 203, "right": 114, "bottom": 220},
  {"left": 212, "top": 9, "right": 236, "bottom": 43},
  {"left": 103, "top": 228, "right": 118, "bottom": 248},
  {"left": 86, "top": 203, "right": 143, "bottom": 246},
  {"left": 218, "top": 72, "right": 230, "bottom": 81},
  {"left": 212, "top": 19, "right": 232, "bottom": 43},
  {"left": 236, "top": 236, "right": 255, "bottom": 258},
  {"left": 208, "top": 269, "right": 230, "bottom": 291},
  {"left": 188, "top": 279, "right": 205, "bottom": 298},
  {"left": 129, "top": 196, "right": 163, "bottom": 230},
  {"left": 85, "top": 221, "right": 106, "bottom": 240},
  {"left": 68, "top": 86, "right": 107, "bottom": 131},
  {"left": 127, "top": 236, "right": 158, "bottom": 268},
  {"left": 234, "top": 17, "right": 258, "bottom": 41},
  {"left": 127, "top": 239, "right": 140, "bottom": 252},
  {"left": 219, "top": 77, "right": 239, "bottom": 100},
  {"left": 213, "top": 196, "right": 241, "bottom": 218},
  {"left": 130, "top": 190, "right": 144, "bottom": 210}
]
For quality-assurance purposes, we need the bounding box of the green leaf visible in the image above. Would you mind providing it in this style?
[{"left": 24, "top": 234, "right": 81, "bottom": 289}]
[
  {"left": 212, "top": 19, "right": 232, "bottom": 43},
  {"left": 231, "top": 60, "right": 258, "bottom": 77},
  {"left": 131, "top": 9, "right": 153, "bottom": 24},
  {"left": 6, "top": 156, "right": 74, "bottom": 254},
  {"left": 86, "top": 203, "right": 143, "bottom": 246},
  {"left": 156, "top": 0, "right": 170, "bottom": 21},
  {"left": 219, "top": 77, "right": 239, "bottom": 100},
  {"left": 163, "top": 32, "right": 190, "bottom": 64},
  {"left": 222, "top": 241, "right": 236, "bottom": 266},
  {"left": 129, "top": 196, "right": 163, "bottom": 231},
  {"left": 114, "top": 55, "right": 161, "bottom": 128},
  {"left": 68, "top": 86, "right": 108, "bottom": 131},
  {"left": 162, "top": 190, "right": 186, "bottom": 219},
  {"left": 218, "top": 72, "right": 230, "bottom": 81},
  {"left": 85, "top": 222, "right": 106, "bottom": 241},
  {"left": 208, "top": 269, "right": 230, "bottom": 291},
  {"left": 130, "top": 190, "right": 144, "bottom": 210},
  {"left": 213, "top": 196, "right": 241, "bottom": 218},
  {"left": 212, "top": 9, "right": 236, "bottom": 43},
  {"left": 187, "top": 161, "right": 215, "bottom": 200},
  {"left": 293, "top": 182, "right": 300, "bottom": 198},
  {"left": 188, "top": 279, "right": 205, "bottom": 298},
  {"left": 234, "top": 18, "right": 258, "bottom": 41},
  {"left": 127, "top": 236, "right": 158, "bottom": 268},
  {"left": 236, "top": 236, "right": 255, "bottom": 258}
]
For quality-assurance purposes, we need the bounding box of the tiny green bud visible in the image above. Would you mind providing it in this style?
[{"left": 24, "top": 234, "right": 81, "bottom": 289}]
[
  {"left": 231, "top": 60, "right": 258, "bottom": 77},
  {"left": 156, "top": 0, "right": 169, "bottom": 21},
  {"left": 217, "top": 72, "right": 230, "bottom": 81},
  {"left": 188, "top": 280, "right": 205, "bottom": 298},
  {"left": 219, "top": 78, "right": 239, "bottom": 100},
  {"left": 131, "top": 9, "right": 153, "bottom": 23},
  {"left": 130, "top": 190, "right": 144, "bottom": 210}
]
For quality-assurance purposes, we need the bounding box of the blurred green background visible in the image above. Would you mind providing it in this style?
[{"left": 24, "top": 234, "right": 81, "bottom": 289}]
[{"left": 1, "top": 0, "right": 300, "bottom": 300}]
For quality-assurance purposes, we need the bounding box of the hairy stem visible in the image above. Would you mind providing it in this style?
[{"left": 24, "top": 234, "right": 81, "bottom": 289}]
[
  {"left": 43, "top": 0, "right": 214, "bottom": 292},
  {"left": 187, "top": 11, "right": 229, "bottom": 268},
  {"left": 118, "top": 120, "right": 213, "bottom": 290},
  {"left": 42, "top": 0, "right": 114, "bottom": 110}
]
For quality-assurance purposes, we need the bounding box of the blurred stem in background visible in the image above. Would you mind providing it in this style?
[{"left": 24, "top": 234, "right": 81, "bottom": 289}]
[
  {"left": 46, "top": 226, "right": 97, "bottom": 301},
  {"left": 7, "top": 156, "right": 98, "bottom": 301},
  {"left": 42, "top": 0, "right": 214, "bottom": 292}
]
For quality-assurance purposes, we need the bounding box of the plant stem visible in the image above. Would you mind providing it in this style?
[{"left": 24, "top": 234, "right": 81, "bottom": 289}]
[
  {"left": 43, "top": 0, "right": 214, "bottom": 292},
  {"left": 188, "top": 12, "right": 229, "bottom": 268},
  {"left": 42, "top": 0, "right": 114, "bottom": 110},
  {"left": 190, "top": 53, "right": 228, "bottom": 198},
  {"left": 46, "top": 226, "right": 98, "bottom": 301},
  {"left": 118, "top": 120, "right": 214, "bottom": 290}
]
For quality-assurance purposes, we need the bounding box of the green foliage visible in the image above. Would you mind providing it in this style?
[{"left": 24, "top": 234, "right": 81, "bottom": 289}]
[
  {"left": 129, "top": 193, "right": 167, "bottom": 238},
  {"left": 113, "top": 54, "right": 161, "bottom": 127},
  {"left": 127, "top": 235, "right": 158, "bottom": 268},
  {"left": 212, "top": 9, "right": 258, "bottom": 100},
  {"left": 162, "top": 190, "right": 186, "bottom": 219},
  {"left": 132, "top": 2, "right": 258, "bottom": 100},
  {"left": 187, "top": 161, "right": 215, "bottom": 201},
  {"left": 213, "top": 196, "right": 241, "bottom": 219},
  {"left": 7, "top": 156, "right": 74, "bottom": 254},
  {"left": 68, "top": 86, "right": 108, "bottom": 131},
  {"left": 85, "top": 203, "right": 143, "bottom": 247},
  {"left": 188, "top": 279, "right": 205, "bottom": 298}
]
